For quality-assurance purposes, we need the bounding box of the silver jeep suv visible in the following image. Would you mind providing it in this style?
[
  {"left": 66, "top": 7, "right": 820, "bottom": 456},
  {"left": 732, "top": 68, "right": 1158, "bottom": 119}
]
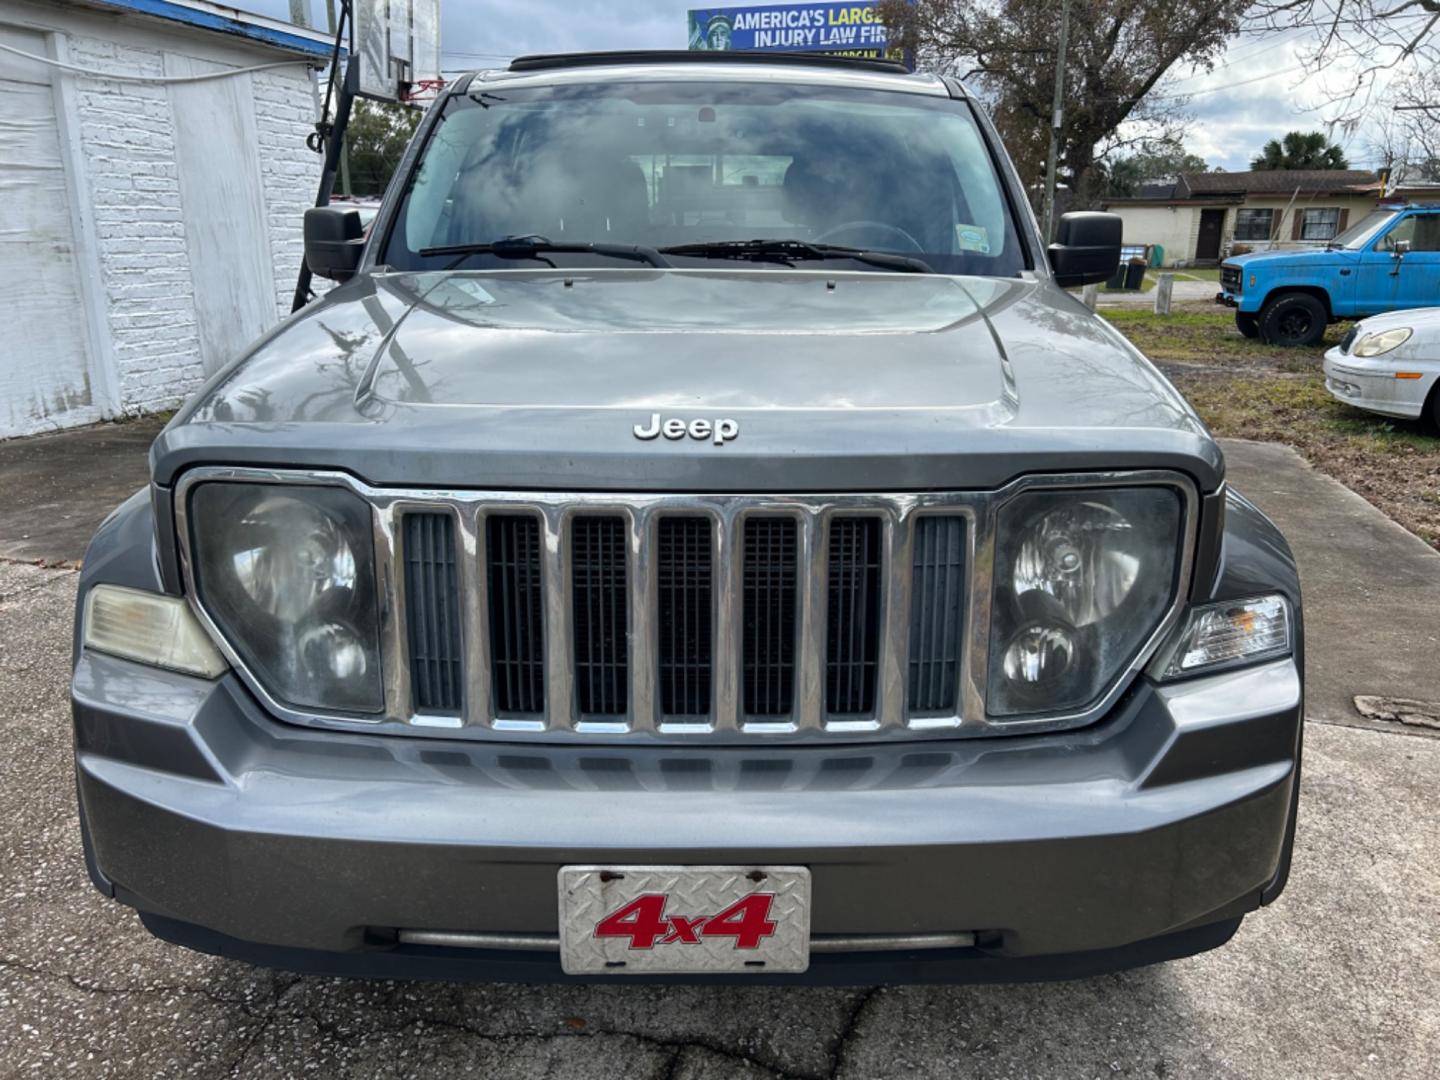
[{"left": 72, "top": 51, "right": 1302, "bottom": 984}]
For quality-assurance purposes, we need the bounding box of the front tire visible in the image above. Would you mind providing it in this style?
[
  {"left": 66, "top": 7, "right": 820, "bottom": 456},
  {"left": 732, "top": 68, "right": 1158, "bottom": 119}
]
[
  {"left": 1259, "top": 293, "right": 1328, "bottom": 347},
  {"left": 1235, "top": 312, "right": 1260, "bottom": 339}
]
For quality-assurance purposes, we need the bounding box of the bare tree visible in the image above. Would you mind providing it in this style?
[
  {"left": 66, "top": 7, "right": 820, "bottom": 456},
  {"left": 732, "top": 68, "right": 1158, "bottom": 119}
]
[
  {"left": 879, "top": 0, "right": 1251, "bottom": 209},
  {"left": 1250, "top": 1, "right": 1440, "bottom": 123}
]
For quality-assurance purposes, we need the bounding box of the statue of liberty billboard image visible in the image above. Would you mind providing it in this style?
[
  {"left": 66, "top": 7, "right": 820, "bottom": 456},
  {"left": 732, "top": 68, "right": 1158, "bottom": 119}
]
[
  {"left": 686, "top": 5, "right": 910, "bottom": 63},
  {"left": 688, "top": 12, "right": 735, "bottom": 50}
]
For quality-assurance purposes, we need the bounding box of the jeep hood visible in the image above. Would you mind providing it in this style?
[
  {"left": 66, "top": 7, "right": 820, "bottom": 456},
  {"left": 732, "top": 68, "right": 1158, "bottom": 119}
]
[{"left": 157, "top": 269, "right": 1220, "bottom": 492}]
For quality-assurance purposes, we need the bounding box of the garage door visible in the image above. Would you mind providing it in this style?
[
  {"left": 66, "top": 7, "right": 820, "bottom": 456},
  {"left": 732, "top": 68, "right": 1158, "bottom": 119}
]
[{"left": 0, "top": 26, "right": 100, "bottom": 437}]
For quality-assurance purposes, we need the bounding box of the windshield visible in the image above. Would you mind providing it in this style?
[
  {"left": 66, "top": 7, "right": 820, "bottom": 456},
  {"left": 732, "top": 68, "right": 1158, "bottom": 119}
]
[
  {"left": 1329, "top": 210, "right": 1398, "bottom": 250},
  {"left": 382, "top": 80, "right": 1027, "bottom": 277}
]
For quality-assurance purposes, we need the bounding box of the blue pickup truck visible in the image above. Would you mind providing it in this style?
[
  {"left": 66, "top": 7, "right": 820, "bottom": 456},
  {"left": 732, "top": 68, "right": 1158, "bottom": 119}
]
[{"left": 1218, "top": 204, "right": 1440, "bottom": 346}]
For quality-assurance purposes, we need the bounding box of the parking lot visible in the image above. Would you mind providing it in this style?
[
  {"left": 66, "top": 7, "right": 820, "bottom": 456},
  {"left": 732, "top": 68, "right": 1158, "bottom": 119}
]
[{"left": 0, "top": 427, "right": 1436, "bottom": 1078}]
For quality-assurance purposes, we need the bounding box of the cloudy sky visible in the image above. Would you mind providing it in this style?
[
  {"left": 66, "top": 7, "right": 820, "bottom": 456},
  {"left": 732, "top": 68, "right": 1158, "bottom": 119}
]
[{"left": 241, "top": 1, "right": 1393, "bottom": 172}]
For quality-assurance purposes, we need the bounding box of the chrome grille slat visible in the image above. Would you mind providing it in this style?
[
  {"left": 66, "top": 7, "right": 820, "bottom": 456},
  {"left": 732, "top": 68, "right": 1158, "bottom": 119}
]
[
  {"left": 457, "top": 508, "right": 492, "bottom": 730},
  {"left": 540, "top": 509, "right": 574, "bottom": 729},
  {"left": 628, "top": 510, "right": 657, "bottom": 732},
  {"left": 177, "top": 468, "right": 1199, "bottom": 744},
  {"left": 795, "top": 513, "right": 825, "bottom": 732}
]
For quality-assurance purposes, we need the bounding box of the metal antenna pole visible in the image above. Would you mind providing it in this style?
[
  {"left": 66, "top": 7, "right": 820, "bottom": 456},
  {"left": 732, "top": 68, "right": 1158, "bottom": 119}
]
[
  {"left": 1041, "top": 0, "right": 1071, "bottom": 242},
  {"left": 292, "top": 60, "right": 358, "bottom": 312}
]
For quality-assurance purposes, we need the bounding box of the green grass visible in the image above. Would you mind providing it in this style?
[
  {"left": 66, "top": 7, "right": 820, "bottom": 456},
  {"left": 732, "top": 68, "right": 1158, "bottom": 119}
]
[
  {"left": 1101, "top": 303, "right": 1440, "bottom": 548},
  {"left": 1170, "top": 267, "right": 1222, "bottom": 282},
  {"left": 1099, "top": 306, "right": 1338, "bottom": 365}
]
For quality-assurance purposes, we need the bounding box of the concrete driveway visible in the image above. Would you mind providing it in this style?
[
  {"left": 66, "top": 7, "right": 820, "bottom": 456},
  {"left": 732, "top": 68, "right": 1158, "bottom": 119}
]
[
  {"left": 1096, "top": 276, "right": 1219, "bottom": 307},
  {"left": 1, "top": 429, "right": 1437, "bottom": 1079}
]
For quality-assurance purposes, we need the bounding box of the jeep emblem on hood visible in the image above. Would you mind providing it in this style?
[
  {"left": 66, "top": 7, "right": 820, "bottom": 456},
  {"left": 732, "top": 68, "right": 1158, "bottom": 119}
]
[{"left": 633, "top": 414, "right": 739, "bottom": 446}]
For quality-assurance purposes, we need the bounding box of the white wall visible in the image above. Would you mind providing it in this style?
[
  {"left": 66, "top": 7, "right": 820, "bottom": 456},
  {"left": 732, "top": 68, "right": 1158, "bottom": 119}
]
[
  {"left": 1107, "top": 205, "right": 1198, "bottom": 266},
  {"left": 0, "top": 0, "right": 319, "bottom": 435}
]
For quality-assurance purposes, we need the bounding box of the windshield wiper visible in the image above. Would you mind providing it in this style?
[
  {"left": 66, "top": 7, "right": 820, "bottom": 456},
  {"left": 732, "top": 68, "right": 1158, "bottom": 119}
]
[
  {"left": 420, "top": 235, "right": 671, "bottom": 269},
  {"left": 659, "top": 238, "right": 934, "bottom": 274}
]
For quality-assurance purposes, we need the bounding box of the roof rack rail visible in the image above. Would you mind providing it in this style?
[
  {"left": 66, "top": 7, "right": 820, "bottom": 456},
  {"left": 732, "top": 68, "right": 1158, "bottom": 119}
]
[{"left": 507, "top": 50, "right": 911, "bottom": 76}]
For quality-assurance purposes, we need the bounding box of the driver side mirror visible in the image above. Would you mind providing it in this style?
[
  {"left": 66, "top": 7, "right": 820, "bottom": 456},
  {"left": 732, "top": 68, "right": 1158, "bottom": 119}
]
[
  {"left": 1392, "top": 239, "right": 1412, "bottom": 258},
  {"left": 304, "top": 207, "right": 365, "bottom": 282},
  {"left": 1048, "top": 212, "right": 1123, "bottom": 288}
]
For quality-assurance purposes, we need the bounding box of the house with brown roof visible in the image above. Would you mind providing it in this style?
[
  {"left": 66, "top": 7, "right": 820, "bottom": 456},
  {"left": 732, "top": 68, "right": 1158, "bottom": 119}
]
[{"left": 1100, "top": 169, "right": 1399, "bottom": 266}]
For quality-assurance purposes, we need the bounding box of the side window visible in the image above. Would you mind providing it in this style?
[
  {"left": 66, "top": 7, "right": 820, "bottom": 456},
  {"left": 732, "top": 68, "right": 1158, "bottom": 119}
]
[
  {"left": 1410, "top": 214, "right": 1440, "bottom": 252},
  {"left": 1378, "top": 216, "right": 1415, "bottom": 252},
  {"left": 1375, "top": 215, "right": 1440, "bottom": 253}
]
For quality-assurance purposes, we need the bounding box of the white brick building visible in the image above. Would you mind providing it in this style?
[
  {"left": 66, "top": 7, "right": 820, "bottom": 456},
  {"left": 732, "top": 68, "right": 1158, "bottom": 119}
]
[{"left": 0, "top": 0, "right": 331, "bottom": 437}]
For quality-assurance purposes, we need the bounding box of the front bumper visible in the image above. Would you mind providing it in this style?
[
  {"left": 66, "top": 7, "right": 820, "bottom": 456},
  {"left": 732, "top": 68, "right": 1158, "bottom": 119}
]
[
  {"left": 1323, "top": 348, "right": 1433, "bottom": 419},
  {"left": 74, "top": 647, "right": 1302, "bottom": 982}
]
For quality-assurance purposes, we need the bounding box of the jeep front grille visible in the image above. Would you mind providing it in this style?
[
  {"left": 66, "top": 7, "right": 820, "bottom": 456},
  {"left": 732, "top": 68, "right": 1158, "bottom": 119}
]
[
  {"left": 174, "top": 469, "right": 1199, "bottom": 743},
  {"left": 1220, "top": 265, "right": 1241, "bottom": 293},
  {"left": 389, "top": 496, "right": 973, "bottom": 738}
]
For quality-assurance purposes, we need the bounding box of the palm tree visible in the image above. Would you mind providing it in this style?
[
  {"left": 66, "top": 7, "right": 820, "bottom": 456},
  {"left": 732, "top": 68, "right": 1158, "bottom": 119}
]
[{"left": 1251, "top": 132, "right": 1350, "bottom": 171}]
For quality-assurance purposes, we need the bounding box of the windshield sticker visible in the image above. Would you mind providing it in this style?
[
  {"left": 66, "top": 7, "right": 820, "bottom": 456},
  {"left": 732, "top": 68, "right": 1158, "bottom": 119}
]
[{"left": 955, "top": 224, "right": 991, "bottom": 254}]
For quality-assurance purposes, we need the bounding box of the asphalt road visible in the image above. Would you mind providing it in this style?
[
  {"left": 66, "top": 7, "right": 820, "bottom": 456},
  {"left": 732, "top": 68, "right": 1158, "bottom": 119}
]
[{"left": 1, "top": 437, "right": 1438, "bottom": 1079}]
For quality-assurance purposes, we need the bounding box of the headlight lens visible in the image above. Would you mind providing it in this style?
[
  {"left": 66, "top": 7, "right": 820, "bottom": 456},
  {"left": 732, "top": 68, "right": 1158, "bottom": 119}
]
[
  {"left": 1351, "top": 327, "right": 1412, "bottom": 357},
  {"left": 1160, "top": 596, "right": 1290, "bottom": 678},
  {"left": 988, "top": 488, "right": 1182, "bottom": 718},
  {"left": 83, "top": 585, "right": 228, "bottom": 678},
  {"left": 189, "top": 483, "right": 383, "bottom": 712}
]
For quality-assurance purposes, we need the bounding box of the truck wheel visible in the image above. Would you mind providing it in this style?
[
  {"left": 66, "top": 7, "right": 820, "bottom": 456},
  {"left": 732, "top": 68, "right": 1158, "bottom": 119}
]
[
  {"left": 1235, "top": 312, "right": 1260, "bottom": 339},
  {"left": 1259, "top": 293, "right": 1327, "bottom": 347}
]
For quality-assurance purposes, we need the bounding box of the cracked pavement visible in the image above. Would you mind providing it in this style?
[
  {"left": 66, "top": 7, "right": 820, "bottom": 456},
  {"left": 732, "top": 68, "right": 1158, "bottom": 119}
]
[{"left": 2, "top": 439, "right": 1439, "bottom": 1078}]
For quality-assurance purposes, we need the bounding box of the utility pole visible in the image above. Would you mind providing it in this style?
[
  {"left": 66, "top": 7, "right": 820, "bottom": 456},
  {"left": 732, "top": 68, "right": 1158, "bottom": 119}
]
[{"left": 1041, "top": 0, "right": 1072, "bottom": 243}]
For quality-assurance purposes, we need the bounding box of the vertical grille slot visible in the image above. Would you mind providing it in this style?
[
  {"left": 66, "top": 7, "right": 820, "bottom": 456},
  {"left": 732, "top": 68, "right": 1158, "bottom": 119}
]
[
  {"left": 742, "top": 517, "right": 798, "bottom": 717},
  {"left": 403, "top": 512, "right": 463, "bottom": 714},
  {"left": 826, "top": 517, "right": 882, "bottom": 715},
  {"left": 487, "top": 515, "right": 545, "bottom": 714},
  {"left": 909, "top": 516, "right": 967, "bottom": 713},
  {"left": 657, "top": 518, "right": 713, "bottom": 716},
  {"left": 572, "top": 517, "right": 628, "bottom": 716}
]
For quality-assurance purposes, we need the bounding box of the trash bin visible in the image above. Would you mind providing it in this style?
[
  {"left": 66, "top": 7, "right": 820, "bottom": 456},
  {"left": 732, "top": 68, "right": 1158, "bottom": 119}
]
[
  {"left": 1124, "top": 259, "right": 1147, "bottom": 290},
  {"left": 1107, "top": 263, "right": 1128, "bottom": 289}
]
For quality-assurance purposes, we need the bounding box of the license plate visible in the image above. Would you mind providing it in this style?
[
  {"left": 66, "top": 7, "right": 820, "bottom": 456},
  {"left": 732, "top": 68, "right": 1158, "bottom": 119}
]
[{"left": 558, "top": 865, "right": 811, "bottom": 975}]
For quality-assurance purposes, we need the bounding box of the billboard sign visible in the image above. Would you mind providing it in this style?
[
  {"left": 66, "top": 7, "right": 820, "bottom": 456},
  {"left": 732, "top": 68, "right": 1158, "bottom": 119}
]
[{"left": 687, "top": 4, "right": 907, "bottom": 64}]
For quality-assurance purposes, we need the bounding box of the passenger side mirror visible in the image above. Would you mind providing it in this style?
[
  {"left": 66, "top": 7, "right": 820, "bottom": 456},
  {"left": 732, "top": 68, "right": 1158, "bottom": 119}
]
[
  {"left": 1048, "top": 212, "right": 1124, "bottom": 288},
  {"left": 304, "top": 207, "right": 365, "bottom": 282}
]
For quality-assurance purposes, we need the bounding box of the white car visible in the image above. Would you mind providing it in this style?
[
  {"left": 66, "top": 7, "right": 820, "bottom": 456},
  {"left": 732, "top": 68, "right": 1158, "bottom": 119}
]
[{"left": 1324, "top": 308, "right": 1440, "bottom": 424}]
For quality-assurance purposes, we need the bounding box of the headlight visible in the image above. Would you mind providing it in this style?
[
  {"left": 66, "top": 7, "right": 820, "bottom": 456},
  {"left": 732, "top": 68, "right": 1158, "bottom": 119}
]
[
  {"left": 188, "top": 483, "right": 383, "bottom": 712},
  {"left": 988, "top": 488, "right": 1182, "bottom": 718},
  {"left": 1159, "top": 595, "right": 1290, "bottom": 678},
  {"left": 1351, "top": 327, "right": 1412, "bottom": 357}
]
